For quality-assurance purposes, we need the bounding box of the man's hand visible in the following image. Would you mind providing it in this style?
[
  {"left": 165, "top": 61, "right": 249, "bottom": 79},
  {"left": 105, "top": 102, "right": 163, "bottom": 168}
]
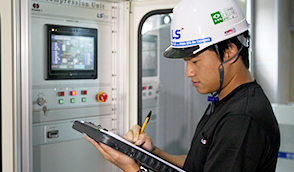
[
  {"left": 84, "top": 134, "right": 140, "bottom": 172},
  {"left": 123, "top": 125, "right": 155, "bottom": 152}
]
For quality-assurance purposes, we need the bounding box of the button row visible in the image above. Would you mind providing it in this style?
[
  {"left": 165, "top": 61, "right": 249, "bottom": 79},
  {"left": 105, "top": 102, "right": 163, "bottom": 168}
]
[
  {"left": 58, "top": 90, "right": 87, "bottom": 96},
  {"left": 58, "top": 97, "right": 87, "bottom": 104},
  {"left": 143, "top": 92, "right": 152, "bottom": 96},
  {"left": 142, "top": 86, "right": 153, "bottom": 90},
  {"left": 57, "top": 91, "right": 108, "bottom": 103}
]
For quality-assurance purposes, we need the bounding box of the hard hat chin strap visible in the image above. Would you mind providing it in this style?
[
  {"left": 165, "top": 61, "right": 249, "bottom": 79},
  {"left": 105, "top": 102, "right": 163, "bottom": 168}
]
[{"left": 207, "top": 43, "right": 244, "bottom": 102}]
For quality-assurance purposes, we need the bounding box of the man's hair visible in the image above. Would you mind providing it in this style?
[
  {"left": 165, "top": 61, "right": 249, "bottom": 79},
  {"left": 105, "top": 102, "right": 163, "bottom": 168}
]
[{"left": 207, "top": 31, "right": 250, "bottom": 69}]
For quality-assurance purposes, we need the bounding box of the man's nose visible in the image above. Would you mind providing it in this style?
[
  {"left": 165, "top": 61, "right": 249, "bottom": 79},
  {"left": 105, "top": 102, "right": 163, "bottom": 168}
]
[{"left": 185, "top": 61, "right": 196, "bottom": 78}]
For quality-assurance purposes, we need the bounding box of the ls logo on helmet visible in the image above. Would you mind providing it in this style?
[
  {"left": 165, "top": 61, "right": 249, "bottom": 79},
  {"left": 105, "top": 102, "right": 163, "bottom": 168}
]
[{"left": 172, "top": 28, "right": 184, "bottom": 39}]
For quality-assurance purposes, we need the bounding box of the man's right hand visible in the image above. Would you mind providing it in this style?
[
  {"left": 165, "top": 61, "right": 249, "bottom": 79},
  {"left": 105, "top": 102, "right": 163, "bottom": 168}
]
[
  {"left": 124, "top": 125, "right": 187, "bottom": 168},
  {"left": 123, "top": 125, "right": 156, "bottom": 152}
]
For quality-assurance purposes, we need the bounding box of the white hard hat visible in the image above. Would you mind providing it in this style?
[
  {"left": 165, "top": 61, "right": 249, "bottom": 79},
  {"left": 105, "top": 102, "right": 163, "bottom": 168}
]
[{"left": 164, "top": 0, "right": 250, "bottom": 58}]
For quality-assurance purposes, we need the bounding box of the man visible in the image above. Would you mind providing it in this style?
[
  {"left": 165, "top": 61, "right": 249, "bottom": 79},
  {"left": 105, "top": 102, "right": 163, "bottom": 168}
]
[{"left": 85, "top": 0, "right": 280, "bottom": 171}]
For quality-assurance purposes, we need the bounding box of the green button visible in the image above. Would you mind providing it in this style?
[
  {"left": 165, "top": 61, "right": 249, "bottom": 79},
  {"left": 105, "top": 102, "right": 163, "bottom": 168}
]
[
  {"left": 82, "top": 97, "right": 86, "bottom": 102},
  {"left": 59, "top": 99, "right": 64, "bottom": 104},
  {"left": 71, "top": 98, "right": 75, "bottom": 103}
]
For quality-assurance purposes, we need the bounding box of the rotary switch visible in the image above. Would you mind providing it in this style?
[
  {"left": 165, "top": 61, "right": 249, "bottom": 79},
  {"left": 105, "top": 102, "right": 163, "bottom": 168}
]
[{"left": 97, "top": 92, "right": 108, "bottom": 102}]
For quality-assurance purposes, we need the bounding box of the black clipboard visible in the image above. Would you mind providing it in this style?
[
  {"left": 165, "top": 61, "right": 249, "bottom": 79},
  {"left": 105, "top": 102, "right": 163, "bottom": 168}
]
[{"left": 72, "top": 120, "right": 185, "bottom": 172}]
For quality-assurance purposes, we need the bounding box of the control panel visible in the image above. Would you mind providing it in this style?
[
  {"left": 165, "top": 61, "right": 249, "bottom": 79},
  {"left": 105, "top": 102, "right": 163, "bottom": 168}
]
[
  {"left": 32, "top": 86, "right": 111, "bottom": 123},
  {"left": 33, "top": 87, "right": 110, "bottom": 108},
  {"left": 30, "top": 1, "right": 114, "bottom": 124},
  {"left": 29, "top": 1, "right": 121, "bottom": 172},
  {"left": 142, "top": 82, "right": 158, "bottom": 100}
]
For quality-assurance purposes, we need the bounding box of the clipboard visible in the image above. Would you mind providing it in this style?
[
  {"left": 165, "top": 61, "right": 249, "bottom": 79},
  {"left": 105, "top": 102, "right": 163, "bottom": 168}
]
[{"left": 72, "top": 120, "right": 186, "bottom": 172}]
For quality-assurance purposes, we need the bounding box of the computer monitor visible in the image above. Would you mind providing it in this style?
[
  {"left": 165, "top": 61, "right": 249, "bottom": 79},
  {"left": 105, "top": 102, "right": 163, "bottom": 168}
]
[{"left": 46, "top": 24, "right": 98, "bottom": 80}]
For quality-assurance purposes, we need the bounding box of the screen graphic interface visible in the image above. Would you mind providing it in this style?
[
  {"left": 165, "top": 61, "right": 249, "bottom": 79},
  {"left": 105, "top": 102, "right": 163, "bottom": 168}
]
[
  {"left": 46, "top": 24, "right": 97, "bottom": 80},
  {"left": 51, "top": 35, "right": 94, "bottom": 70}
]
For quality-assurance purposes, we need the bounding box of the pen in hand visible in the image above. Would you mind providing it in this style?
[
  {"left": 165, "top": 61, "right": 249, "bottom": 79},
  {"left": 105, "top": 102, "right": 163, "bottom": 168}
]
[
  {"left": 134, "top": 111, "right": 152, "bottom": 145},
  {"left": 140, "top": 111, "right": 152, "bottom": 134}
]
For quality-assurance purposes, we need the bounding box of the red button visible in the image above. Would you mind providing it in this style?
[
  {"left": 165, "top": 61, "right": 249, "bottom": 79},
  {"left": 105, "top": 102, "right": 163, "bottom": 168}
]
[
  {"left": 81, "top": 90, "right": 87, "bottom": 95},
  {"left": 58, "top": 92, "right": 65, "bottom": 96},
  {"left": 97, "top": 92, "right": 108, "bottom": 102}
]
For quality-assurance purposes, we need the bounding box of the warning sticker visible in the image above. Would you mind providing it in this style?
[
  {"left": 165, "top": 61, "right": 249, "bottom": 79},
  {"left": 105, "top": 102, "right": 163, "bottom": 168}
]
[{"left": 211, "top": 7, "right": 238, "bottom": 25}]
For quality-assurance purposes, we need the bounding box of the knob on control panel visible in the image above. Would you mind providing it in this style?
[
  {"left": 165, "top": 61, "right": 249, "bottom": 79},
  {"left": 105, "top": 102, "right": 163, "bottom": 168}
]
[
  {"left": 97, "top": 92, "right": 108, "bottom": 102},
  {"left": 37, "top": 96, "right": 47, "bottom": 106}
]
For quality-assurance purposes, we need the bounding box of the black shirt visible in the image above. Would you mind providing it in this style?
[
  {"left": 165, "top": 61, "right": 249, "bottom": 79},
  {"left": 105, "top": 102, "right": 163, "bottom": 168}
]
[{"left": 183, "top": 81, "right": 280, "bottom": 172}]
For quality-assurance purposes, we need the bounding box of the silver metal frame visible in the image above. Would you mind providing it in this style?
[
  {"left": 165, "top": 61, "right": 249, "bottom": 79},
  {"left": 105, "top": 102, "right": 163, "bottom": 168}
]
[
  {"left": 13, "top": 0, "right": 21, "bottom": 171},
  {"left": 14, "top": 0, "right": 32, "bottom": 171},
  {"left": 114, "top": 0, "right": 130, "bottom": 136}
]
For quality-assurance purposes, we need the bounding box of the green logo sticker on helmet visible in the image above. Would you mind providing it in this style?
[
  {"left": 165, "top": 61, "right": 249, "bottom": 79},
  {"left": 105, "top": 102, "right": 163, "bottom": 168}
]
[
  {"left": 211, "top": 7, "right": 238, "bottom": 25},
  {"left": 211, "top": 12, "right": 223, "bottom": 25}
]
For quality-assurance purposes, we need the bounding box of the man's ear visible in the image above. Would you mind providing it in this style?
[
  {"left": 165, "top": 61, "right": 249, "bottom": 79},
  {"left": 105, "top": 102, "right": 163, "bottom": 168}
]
[{"left": 224, "top": 43, "right": 239, "bottom": 63}]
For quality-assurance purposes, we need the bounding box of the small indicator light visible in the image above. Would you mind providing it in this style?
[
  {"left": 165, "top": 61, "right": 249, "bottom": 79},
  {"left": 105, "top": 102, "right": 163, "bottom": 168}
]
[
  {"left": 81, "top": 90, "right": 87, "bottom": 95},
  {"left": 55, "top": 29, "right": 57, "bottom": 31},
  {"left": 71, "top": 98, "right": 76, "bottom": 103},
  {"left": 51, "top": 28, "right": 54, "bottom": 31},
  {"left": 82, "top": 98, "right": 86, "bottom": 102},
  {"left": 71, "top": 91, "right": 77, "bottom": 96},
  {"left": 58, "top": 91, "right": 64, "bottom": 96},
  {"left": 59, "top": 99, "right": 64, "bottom": 104}
]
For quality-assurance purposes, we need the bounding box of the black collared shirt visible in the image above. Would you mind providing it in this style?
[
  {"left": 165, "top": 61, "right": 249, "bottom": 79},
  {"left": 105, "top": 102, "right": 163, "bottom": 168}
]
[{"left": 183, "top": 81, "right": 280, "bottom": 172}]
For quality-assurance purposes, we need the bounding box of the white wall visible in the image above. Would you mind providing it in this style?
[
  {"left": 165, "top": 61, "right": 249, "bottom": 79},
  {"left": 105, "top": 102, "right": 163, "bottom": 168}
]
[{"left": 254, "top": 0, "right": 291, "bottom": 104}]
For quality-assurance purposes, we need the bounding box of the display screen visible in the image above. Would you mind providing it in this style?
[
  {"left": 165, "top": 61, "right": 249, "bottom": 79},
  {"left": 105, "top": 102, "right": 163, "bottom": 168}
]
[
  {"left": 142, "top": 34, "right": 158, "bottom": 77},
  {"left": 47, "top": 24, "right": 97, "bottom": 80},
  {"left": 51, "top": 35, "right": 94, "bottom": 70}
]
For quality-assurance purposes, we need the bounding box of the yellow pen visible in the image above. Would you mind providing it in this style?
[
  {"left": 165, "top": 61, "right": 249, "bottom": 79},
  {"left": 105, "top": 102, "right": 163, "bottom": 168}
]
[
  {"left": 134, "top": 111, "right": 152, "bottom": 145},
  {"left": 140, "top": 111, "right": 152, "bottom": 134}
]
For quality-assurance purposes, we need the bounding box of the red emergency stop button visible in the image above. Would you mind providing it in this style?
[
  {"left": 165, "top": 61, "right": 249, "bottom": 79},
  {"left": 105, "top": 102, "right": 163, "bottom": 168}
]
[{"left": 97, "top": 92, "right": 108, "bottom": 102}]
